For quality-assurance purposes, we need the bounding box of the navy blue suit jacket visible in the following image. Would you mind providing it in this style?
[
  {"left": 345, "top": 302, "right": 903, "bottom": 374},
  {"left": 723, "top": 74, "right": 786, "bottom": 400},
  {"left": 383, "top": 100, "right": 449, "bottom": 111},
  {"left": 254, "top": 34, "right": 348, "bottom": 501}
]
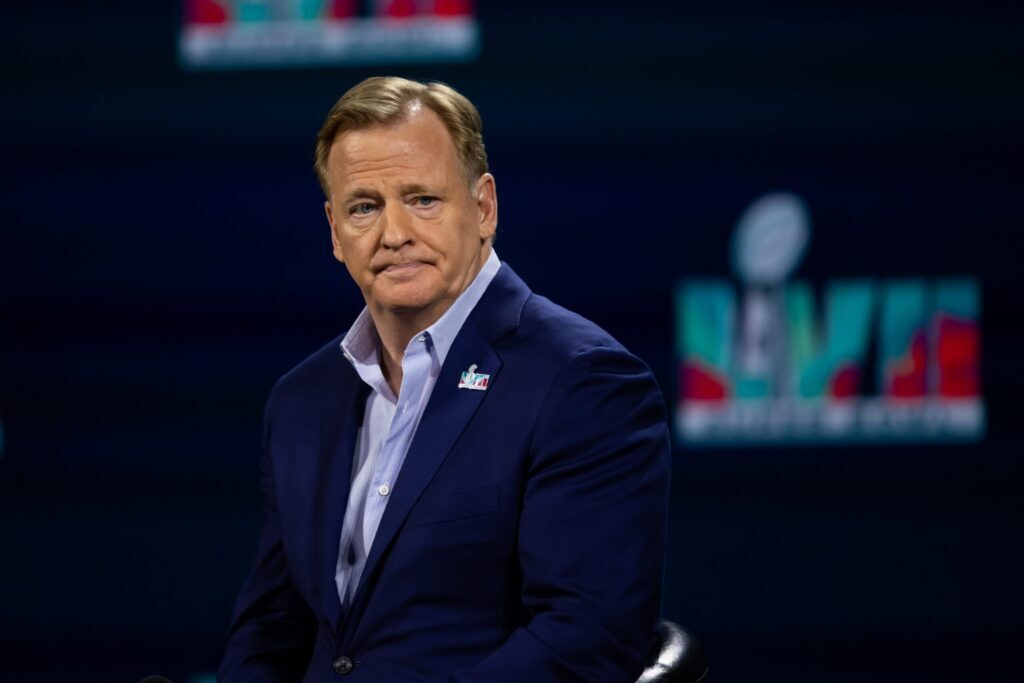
[{"left": 219, "top": 264, "right": 671, "bottom": 682}]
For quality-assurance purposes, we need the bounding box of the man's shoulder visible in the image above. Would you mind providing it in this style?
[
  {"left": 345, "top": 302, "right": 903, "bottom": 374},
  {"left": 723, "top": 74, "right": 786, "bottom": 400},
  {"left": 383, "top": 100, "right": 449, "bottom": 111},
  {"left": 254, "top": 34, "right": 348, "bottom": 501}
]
[
  {"left": 473, "top": 263, "right": 632, "bottom": 367},
  {"left": 512, "top": 291, "right": 635, "bottom": 367},
  {"left": 268, "top": 333, "right": 351, "bottom": 409}
]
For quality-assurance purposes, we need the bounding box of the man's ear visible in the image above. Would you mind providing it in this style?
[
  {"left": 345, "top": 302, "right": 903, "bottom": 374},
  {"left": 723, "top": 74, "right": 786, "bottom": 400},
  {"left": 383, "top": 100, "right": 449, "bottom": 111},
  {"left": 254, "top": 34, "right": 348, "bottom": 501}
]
[
  {"left": 325, "top": 200, "right": 345, "bottom": 263},
  {"left": 475, "top": 173, "right": 498, "bottom": 242}
]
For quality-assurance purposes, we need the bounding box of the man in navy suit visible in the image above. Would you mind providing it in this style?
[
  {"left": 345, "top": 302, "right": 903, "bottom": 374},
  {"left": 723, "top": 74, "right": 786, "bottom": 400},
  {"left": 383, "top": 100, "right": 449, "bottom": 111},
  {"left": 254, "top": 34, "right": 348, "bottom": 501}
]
[{"left": 219, "top": 77, "right": 671, "bottom": 683}]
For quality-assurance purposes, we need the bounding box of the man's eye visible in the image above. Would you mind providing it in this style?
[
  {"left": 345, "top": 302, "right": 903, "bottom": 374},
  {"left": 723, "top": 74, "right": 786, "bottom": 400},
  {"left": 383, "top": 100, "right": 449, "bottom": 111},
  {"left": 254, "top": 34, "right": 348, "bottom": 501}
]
[
  {"left": 415, "top": 196, "right": 439, "bottom": 207},
  {"left": 351, "top": 203, "right": 375, "bottom": 216}
]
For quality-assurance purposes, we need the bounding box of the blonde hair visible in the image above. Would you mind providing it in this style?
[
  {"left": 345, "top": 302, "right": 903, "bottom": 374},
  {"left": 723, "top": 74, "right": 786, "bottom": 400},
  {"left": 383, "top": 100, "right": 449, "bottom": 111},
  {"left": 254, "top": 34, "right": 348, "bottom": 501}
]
[{"left": 314, "top": 76, "right": 488, "bottom": 197}]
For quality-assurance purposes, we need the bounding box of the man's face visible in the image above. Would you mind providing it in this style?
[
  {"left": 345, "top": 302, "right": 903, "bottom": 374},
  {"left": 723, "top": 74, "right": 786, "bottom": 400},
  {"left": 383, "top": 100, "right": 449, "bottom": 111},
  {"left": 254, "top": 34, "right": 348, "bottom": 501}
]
[{"left": 324, "top": 106, "right": 497, "bottom": 327}]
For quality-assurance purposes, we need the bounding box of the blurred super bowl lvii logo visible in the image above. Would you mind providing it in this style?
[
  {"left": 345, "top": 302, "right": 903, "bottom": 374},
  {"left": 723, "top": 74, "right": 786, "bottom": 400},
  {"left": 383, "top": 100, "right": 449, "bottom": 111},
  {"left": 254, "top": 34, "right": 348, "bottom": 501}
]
[{"left": 676, "top": 193, "right": 983, "bottom": 445}]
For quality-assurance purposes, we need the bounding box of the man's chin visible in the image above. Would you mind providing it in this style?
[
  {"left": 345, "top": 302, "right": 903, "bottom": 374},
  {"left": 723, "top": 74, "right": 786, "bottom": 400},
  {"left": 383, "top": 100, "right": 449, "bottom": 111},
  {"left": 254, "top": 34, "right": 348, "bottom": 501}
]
[
  {"left": 385, "top": 300, "right": 432, "bottom": 314},
  {"left": 373, "top": 288, "right": 441, "bottom": 317},
  {"left": 368, "top": 277, "right": 454, "bottom": 324}
]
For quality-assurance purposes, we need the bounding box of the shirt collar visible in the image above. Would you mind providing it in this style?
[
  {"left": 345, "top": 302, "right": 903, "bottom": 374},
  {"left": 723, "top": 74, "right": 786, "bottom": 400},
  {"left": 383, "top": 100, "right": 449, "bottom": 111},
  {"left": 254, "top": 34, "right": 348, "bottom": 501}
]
[{"left": 340, "top": 249, "right": 502, "bottom": 375}]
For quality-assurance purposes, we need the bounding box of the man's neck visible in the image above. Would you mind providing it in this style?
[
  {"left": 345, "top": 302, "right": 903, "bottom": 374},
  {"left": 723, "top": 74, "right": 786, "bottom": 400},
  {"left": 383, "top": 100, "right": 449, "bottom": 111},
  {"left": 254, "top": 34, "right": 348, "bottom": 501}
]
[{"left": 374, "top": 310, "right": 438, "bottom": 398}]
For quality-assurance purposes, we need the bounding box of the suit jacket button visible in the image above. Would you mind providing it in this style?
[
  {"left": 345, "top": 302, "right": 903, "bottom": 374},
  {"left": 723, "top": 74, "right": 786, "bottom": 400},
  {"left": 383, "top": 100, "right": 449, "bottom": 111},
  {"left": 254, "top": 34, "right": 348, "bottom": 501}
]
[{"left": 333, "top": 656, "right": 354, "bottom": 674}]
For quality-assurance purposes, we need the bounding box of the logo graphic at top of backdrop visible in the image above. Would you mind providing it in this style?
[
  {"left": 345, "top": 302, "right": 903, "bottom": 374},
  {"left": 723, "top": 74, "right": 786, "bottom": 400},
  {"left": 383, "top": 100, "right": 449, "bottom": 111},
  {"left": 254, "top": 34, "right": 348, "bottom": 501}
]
[
  {"left": 676, "top": 193, "right": 984, "bottom": 445},
  {"left": 180, "top": 0, "right": 479, "bottom": 69}
]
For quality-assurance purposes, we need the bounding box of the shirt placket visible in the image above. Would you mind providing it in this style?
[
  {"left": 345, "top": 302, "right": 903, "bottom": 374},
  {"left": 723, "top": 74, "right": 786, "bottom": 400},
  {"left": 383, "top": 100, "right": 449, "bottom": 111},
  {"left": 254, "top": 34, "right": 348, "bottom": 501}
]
[{"left": 362, "top": 335, "right": 434, "bottom": 545}]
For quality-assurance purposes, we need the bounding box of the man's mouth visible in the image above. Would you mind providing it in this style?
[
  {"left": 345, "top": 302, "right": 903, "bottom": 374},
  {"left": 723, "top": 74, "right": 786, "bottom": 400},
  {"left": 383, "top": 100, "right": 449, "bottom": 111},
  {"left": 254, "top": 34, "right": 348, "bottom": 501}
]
[{"left": 379, "top": 261, "right": 427, "bottom": 276}]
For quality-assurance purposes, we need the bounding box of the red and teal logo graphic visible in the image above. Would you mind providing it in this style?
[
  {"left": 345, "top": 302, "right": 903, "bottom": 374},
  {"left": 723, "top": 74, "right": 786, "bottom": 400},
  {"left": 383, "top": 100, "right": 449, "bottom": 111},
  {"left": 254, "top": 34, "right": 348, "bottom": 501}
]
[
  {"left": 458, "top": 364, "right": 490, "bottom": 391},
  {"left": 676, "top": 193, "right": 983, "bottom": 444},
  {"left": 180, "top": 0, "right": 479, "bottom": 68}
]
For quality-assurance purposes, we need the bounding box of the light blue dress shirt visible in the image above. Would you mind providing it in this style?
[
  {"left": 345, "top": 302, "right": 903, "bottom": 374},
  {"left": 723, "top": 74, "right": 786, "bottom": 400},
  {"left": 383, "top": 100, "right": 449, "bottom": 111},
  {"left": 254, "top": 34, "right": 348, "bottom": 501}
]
[{"left": 335, "top": 249, "right": 502, "bottom": 607}]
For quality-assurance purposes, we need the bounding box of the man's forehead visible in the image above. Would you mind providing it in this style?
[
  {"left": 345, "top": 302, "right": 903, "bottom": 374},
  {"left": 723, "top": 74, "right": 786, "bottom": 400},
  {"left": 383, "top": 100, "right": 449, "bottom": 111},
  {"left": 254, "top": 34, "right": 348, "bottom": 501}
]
[{"left": 326, "top": 111, "right": 458, "bottom": 184}]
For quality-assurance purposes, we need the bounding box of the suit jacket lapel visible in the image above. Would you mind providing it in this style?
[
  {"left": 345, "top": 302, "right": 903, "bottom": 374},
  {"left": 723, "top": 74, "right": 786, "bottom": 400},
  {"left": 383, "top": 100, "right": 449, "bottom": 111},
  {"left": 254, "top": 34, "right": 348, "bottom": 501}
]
[{"left": 317, "top": 372, "right": 369, "bottom": 633}]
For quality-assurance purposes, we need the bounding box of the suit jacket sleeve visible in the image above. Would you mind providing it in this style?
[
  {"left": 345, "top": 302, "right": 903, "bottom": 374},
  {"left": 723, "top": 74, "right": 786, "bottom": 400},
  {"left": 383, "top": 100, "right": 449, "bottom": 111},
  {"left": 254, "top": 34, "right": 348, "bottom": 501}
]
[
  {"left": 448, "top": 345, "right": 672, "bottom": 683},
  {"left": 218, "top": 389, "right": 317, "bottom": 682}
]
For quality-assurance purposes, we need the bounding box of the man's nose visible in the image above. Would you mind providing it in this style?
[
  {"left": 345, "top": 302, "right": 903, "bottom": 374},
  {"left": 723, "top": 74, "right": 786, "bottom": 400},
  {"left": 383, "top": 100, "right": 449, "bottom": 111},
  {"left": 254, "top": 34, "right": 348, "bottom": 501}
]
[{"left": 380, "top": 203, "right": 413, "bottom": 249}]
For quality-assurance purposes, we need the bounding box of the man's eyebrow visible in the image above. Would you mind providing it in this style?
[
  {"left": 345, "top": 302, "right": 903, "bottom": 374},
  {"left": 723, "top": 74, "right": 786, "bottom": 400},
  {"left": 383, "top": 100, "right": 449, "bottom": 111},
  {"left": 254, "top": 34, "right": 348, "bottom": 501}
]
[
  {"left": 399, "top": 183, "right": 436, "bottom": 195},
  {"left": 342, "top": 187, "right": 383, "bottom": 203}
]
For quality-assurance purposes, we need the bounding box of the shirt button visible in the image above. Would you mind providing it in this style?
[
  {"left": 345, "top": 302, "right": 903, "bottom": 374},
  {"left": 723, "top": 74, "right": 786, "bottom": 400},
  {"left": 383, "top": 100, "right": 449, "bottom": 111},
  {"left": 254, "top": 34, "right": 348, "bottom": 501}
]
[
  {"left": 378, "top": 484, "right": 390, "bottom": 496},
  {"left": 333, "top": 656, "right": 354, "bottom": 674}
]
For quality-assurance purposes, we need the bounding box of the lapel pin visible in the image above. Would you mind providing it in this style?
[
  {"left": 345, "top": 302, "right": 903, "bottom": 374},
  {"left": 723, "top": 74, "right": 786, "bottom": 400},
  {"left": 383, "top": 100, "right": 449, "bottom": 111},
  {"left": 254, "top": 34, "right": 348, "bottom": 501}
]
[{"left": 458, "top": 364, "right": 490, "bottom": 391}]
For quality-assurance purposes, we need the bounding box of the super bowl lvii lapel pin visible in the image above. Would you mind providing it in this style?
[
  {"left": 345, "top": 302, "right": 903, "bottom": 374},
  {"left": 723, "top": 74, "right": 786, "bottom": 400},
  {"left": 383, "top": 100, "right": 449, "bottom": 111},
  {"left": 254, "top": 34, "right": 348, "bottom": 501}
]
[{"left": 458, "top": 364, "right": 490, "bottom": 391}]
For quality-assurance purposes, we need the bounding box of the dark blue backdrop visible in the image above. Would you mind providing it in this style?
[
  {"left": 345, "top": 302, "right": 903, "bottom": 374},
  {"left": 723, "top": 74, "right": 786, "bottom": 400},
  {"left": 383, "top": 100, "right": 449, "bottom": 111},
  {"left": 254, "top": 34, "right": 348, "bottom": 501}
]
[{"left": 2, "top": 2, "right": 1022, "bottom": 681}]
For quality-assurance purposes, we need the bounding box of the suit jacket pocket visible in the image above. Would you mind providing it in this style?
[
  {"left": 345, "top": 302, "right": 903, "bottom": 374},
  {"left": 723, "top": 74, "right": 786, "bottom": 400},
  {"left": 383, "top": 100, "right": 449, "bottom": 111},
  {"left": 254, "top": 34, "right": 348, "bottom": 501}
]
[{"left": 404, "top": 483, "right": 500, "bottom": 529}]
